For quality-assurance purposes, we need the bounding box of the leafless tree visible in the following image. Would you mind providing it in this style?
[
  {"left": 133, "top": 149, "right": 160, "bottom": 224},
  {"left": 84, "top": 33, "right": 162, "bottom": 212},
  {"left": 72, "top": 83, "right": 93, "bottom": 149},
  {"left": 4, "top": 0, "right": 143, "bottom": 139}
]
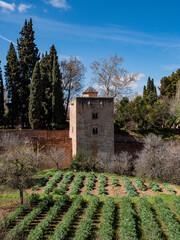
[
  {"left": 111, "top": 152, "right": 133, "bottom": 175},
  {"left": 90, "top": 53, "right": 137, "bottom": 99},
  {"left": 0, "top": 134, "right": 39, "bottom": 204},
  {"left": 135, "top": 134, "right": 180, "bottom": 184},
  {"left": 44, "top": 147, "right": 68, "bottom": 170},
  {"left": 61, "top": 56, "right": 86, "bottom": 118},
  {"left": 96, "top": 152, "right": 113, "bottom": 172}
]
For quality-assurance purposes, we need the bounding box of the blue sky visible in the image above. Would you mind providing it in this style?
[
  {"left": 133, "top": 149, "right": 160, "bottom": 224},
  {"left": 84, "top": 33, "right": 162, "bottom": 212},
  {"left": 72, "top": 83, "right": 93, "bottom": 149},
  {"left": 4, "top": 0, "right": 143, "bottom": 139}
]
[{"left": 1, "top": 0, "right": 180, "bottom": 95}]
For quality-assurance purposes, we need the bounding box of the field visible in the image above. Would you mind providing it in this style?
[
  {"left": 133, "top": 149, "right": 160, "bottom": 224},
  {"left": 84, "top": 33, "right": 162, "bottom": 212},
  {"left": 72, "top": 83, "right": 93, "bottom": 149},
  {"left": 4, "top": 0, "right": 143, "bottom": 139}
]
[{"left": 0, "top": 170, "right": 180, "bottom": 240}]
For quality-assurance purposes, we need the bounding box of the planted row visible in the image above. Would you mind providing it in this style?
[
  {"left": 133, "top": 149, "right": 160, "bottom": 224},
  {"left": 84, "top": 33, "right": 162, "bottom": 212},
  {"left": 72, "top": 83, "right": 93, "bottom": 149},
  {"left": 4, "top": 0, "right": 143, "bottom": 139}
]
[
  {"left": 7, "top": 195, "right": 53, "bottom": 240},
  {"left": 155, "top": 198, "right": 180, "bottom": 239},
  {"left": 43, "top": 171, "right": 62, "bottom": 194},
  {"left": 32, "top": 172, "right": 52, "bottom": 191},
  {"left": 134, "top": 178, "right": 147, "bottom": 191},
  {"left": 68, "top": 172, "right": 85, "bottom": 195},
  {"left": 149, "top": 182, "right": 161, "bottom": 192},
  {"left": 99, "top": 197, "right": 115, "bottom": 240},
  {"left": 162, "top": 183, "right": 176, "bottom": 195},
  {"left": 111, "top": 176, "right": 119, "bottom": 187},
  {"left": 74, "top": 196, "right": 99, "bottom": 240},
  {"left": 138, "top": 197, "right": 163, "bottom": 239},
  {"left": 54, "top": 172, "right": 74, "bottom": 195},
  {"left": 84, "top": 172, "right": 96, "bottom": 195},
  {"left": 174, "top": 198, "right": 180, "bottom": 217},
  {"left": 119, "top": 197, "right": 138, "bottom": 240},
  {"left": 52, "top": 196, "right": 83, "bottom": 240},
  {"left": 98, "top": 174, "right": 107, "bottom": 195},
  {"left": 122, "top": 177, "right": 138, "bottom": 197}
]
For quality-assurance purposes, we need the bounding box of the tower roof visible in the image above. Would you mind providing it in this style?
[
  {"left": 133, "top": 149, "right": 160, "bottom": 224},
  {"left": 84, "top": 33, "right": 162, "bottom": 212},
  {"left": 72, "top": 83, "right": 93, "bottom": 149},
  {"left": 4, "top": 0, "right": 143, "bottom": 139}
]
[{"left": 82, "top": 87, "right": 98, "bottom": 94}]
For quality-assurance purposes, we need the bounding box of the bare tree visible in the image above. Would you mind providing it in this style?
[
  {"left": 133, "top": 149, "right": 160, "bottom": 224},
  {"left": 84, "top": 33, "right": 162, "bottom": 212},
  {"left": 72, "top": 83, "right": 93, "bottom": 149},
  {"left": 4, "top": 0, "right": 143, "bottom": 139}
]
[
  {"left": 135, "top": 134, "right": 180, "bottom": 184},
  {"left": 44, "top": 147, "right": 68, "bottom": 170},
  {"left": 61, "top": 56, "right": 86, "bottom": 118},
  {"left": 90, "top": 53, "right": 137, "bottom": 99},
  {"left": 0, "top": 135, "right": 38, "bottom": 204},
  {"left": 112, "top": 152, "right": 133, "bottom": 175}
]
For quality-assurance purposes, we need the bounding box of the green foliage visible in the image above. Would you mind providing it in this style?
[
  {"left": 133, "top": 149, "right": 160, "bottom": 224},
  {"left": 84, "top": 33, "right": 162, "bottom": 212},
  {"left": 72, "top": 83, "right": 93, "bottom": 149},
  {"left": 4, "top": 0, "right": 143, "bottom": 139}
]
[
  {"left": 0, "top": 61, "right": 4, "bottom": 124},
  {"left": 111, "top": 176, "right": 119, "bottom": 187},
  {"left": 29, "top": 61, "right": 42, "bottom": 129},
  {"left": 85, "top": 172, "right": 96, "bottom": 192},
  {"left": 99, "top": 198, "right": 115, "bottom": 240},
  {"left": 155, "top": 197, "right": 180, "bottom": 239},
  {"left": 4, "top": 43, "right": 20, "bottom": 126},
  {"left": 70, "top": 151, "right": 94, "bottom": 171},
  {"left": 98, "top": 174, "right": 107, "bottom": 195},
  {"left": 54, "top": 172, "right": 74, "bottom": 195},
  {"left": 163, "top": 183, "right": 176, "bottom": 195},
  {"left": 138, "top": 197, "right": 163, "bottom": 239},
  {"left": 149, "top": 182, "right": 161, "bottom": 192},
  {"left": 68, "top": 172, "right": 85, "bottom": 195},
  {"left": 42, "top": 171, "right": 62, "bottom": 194},
  {"left": 173, "top": 198, "right": 180, "bottom": 217},
  {"left": 120, "top": 197, "right": 138, "bottom": 240},
  {"left": 32, "top": 172, "right": 52, "bottom": 191},
  {"left": 29, "top": 193, "right": 40, "bottom": 204},
  {"left": 122, "top": 177, "right": 138, "bottom": 197},
  {"left": 133, "top": 178, "right": 147, "bottom": 191}
]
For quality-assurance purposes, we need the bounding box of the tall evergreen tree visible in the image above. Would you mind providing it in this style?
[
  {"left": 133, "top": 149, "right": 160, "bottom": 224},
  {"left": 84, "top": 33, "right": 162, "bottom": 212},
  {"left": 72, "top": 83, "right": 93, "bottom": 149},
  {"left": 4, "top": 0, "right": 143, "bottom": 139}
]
[
  {"left": 143, "top": 85, "right": 147, "bottom": 100},
  {"left": 52, "top": 55, "right": 65, "bottom": 125},
  {"left": 29, "top": 62, "right": 42, "bottom": 129},
  {"left": 0, "top": 61, "right": 4, "bottom": 124},
  {"left": 144, "top": 77, "right": 158, "bottom": 105},
  {"left": 17, "top": 18, "right": 39, "bottom": 127},
  {"left": 40, "top": 52, "right": 52, "bottom": 127},
  {"left": 4, "top": 43, "right": 20, "bottom": 126}
]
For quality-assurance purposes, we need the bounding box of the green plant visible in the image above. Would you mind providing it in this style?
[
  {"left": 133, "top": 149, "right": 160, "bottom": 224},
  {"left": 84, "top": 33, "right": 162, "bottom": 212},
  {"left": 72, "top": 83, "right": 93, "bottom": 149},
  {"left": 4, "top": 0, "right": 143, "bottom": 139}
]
[
  {"left": 133, "top": 178, "right": 147, "bottom": 191},
  {"left": 122, "top": 177, "right": 138, "bottom": 197},
  {"left": 98, "top": 174, "right": 107, "bottom": 195},
  {"left": 149, "top": 182, "right": 161, "bottom": 192},
  {"left": 162, "top": 183, "right": 176, "bottom": 195}
]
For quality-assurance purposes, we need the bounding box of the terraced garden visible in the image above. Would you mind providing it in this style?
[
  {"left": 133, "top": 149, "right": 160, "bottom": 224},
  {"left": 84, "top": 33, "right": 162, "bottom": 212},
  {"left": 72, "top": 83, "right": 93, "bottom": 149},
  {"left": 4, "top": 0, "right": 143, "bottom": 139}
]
[{"left": 0, "top": 170, "right": 180, "bottom": 240}]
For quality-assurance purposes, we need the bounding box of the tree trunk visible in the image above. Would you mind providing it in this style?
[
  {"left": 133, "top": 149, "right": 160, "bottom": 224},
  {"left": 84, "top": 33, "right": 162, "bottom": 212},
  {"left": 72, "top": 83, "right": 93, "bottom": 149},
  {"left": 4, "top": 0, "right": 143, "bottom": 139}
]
[{"left": 19, "top": 188, "right": 24, "bottom": 204}]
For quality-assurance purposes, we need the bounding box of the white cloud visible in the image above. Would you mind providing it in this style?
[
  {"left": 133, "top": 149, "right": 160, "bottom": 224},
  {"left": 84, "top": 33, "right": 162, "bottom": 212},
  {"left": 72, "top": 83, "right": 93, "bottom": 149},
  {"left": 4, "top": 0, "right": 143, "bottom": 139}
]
[
  {"left": 129, "top": 73, "right": 145, "bottom": 89},
  {"left": 162, "top": 64, "right": 180, "bottom": 71},
  {"left": 49, "top": 0, "right": 70, "bottom": 10},
  {"left": 0, "top": 1, "right": 15, "bottom": 12},
  {"left": 0, "top": 34, "right": 17, "bottom": 45},
  {"left": 18, "top": 3, "right": 32, "bottom": 13}
]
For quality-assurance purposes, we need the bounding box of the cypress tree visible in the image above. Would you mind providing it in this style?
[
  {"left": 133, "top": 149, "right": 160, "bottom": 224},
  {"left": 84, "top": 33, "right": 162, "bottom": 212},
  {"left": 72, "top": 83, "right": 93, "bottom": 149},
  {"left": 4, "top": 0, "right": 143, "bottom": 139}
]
[
  {"left": 52, "top": 55, "right": 65, "bottom": 125},
  {"left": 0, "top": 61, "right": 4, "bottom": 124},
  {"left": 17, "top": 18, "right": 39, "bottom": 127},
  {"left": 144, "top": 77, "right": 158, "bottom": 105},
  {"left": 143, "top": 85, "right": 147, "bottom": 101},
  {"left": 29, "top": 62, "right": 42, "bottom": 129},
  {"left": 40, "top": 52, "right": 52, "bottom": 127},
  {"left": 4, "top": 43, "right": 20, "bottom": 126}
]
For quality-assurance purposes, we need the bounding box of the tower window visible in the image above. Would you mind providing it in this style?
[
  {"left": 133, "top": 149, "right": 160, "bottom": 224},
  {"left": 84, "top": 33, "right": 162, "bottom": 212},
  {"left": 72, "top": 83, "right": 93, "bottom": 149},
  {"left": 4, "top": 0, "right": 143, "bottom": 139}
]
[
  {"left": 93, "top": 127, "right": 98, "bottom": 135},
  {"left": 92, "top": 113, "right": 98, "bottom": 119}
]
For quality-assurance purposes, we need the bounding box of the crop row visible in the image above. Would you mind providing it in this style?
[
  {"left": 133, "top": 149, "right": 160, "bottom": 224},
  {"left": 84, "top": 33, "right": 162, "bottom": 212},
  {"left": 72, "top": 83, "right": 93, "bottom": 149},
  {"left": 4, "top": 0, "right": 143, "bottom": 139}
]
[
  {"left": 138, "top": 197, "right": 163, "bottom": 239},
  {"left": 111, "top": 176, "right": 119, "bottom": 187},
  {"left": 134, "top": 178, "right": 147, "bottom": 191},
  {"left": 174, "top": 198, "right": 180, "bottom": 217},
  {"left": 32, "top": 172, "right": 52, "bottom": 191},
  {"left": 84, "top": 172, "right": 96, "bottom": 195},
  {"left": 73, "top": 196, "right": 99, "bottom": 240},
  {"left": 162, "top": 183, "right": 176, "bottom": 194},
  {"left": 99, "top": 197, "right": 115, "bottom": 240},
  {"left": 120, "top": 197, "right": 138, "bottom": 240},
  {"left": 122, "top": 177, "right": 138, "bottom": 197},
  {"left": 149, "top": 182, "right": 161, "bottom": 192},
  {"left": 43, "top": 171, "right": 62, "bottom": 194},
  {"left": 68, "top": 172, "right": 85, "bottom": 195},
  {"left": 52, "top": 196, "right": 83, "bottom": 240},
  {"left": 27, "top": 195, "right": 69, "bottom": 240},
  {"left": 155, "top": 198, "right": 180, "bottom": 239},
  {"left": 54, "top": 172, "right": 74, "bottom": 195},
  {"left": 98, "top": 174, "right": 107, "bottom": 195},
  {"left": 7, "top": 195, "right": 53, "bottom": 239}
]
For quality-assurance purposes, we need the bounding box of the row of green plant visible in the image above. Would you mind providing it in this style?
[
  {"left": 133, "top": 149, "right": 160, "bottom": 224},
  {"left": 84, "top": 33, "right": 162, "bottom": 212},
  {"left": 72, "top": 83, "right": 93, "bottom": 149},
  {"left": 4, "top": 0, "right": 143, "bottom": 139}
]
[
  {"left": 122, "top": 177, "right": 138, "bottom": 197},
  {"left": 42, "top": 171, "right": 62, "bottom": 194},
  {"left": 27, "top": 195, "right": 68, "bottom": 240},
  {"left": 99, "top": 197, "right": 115, "bottom": 240},
  {"left": 149, "top": 182, "right": 161, "bottom": 192},
  {"left": 32, "top": 172, "right": 52, "bottom": 191},
  {"left": 7, "top": 195, "right": 53, "bottom": 239},
  {"left": 119, "top": 197, "right": 138, "bottom": 240},
  {"left": 138, "top": 197, "right": 163, "bottom": 239},
  {"left": 52, "top": 196, "right": 83, "bottom": 240},
  {"left": 73, "top": 196, "right": 99, "bottom": 240},
  {"left": 155, "top": 198, "right": 180, "bottom": 239},
  {"left": 133, "top": 178, "right": 147, "bottom": 191},
  {"left": 68, "top": 173, "right": 85, "bottom": 195},
  {"left": 84, "top": 172, "right": 96, "bottom": 195},
  {"left": 173, "top": 198, "right": 180, "bottom": 217},
  {"left": 53, "top": 172, "right": 74, "bottom": 195},
  {"left": 162, "top": 183, "right": 176, "bottom": 194},
  {"left": 111, "top": 176, "right": 119, "bottom": 187},
  {"left": 0, "top": 204, "right": 28, "bottom": 230},
  {"left": 98, "top": 174, "right": 107, "bottom": 195}
]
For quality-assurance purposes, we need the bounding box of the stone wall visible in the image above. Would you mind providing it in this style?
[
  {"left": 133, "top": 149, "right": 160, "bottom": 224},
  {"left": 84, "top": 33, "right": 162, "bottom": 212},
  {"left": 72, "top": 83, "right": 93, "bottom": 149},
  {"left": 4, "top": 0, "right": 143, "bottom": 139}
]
[{"left": 0, "top": 130, "right": 72, "bottom": 169}]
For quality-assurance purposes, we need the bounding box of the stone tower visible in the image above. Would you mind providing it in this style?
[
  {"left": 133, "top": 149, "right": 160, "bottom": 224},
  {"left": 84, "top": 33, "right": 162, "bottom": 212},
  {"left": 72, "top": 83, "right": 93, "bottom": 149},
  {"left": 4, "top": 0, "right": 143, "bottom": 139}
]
[{"left": 69, "top": 87, "right": 114, "bottom": 156}]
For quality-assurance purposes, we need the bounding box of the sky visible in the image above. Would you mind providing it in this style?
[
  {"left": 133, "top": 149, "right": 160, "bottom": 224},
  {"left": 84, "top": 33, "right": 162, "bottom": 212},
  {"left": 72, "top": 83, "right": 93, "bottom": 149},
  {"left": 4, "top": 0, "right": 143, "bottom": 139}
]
[{"left": 1, "top": 0, "right": 180, "bottom": 95}]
